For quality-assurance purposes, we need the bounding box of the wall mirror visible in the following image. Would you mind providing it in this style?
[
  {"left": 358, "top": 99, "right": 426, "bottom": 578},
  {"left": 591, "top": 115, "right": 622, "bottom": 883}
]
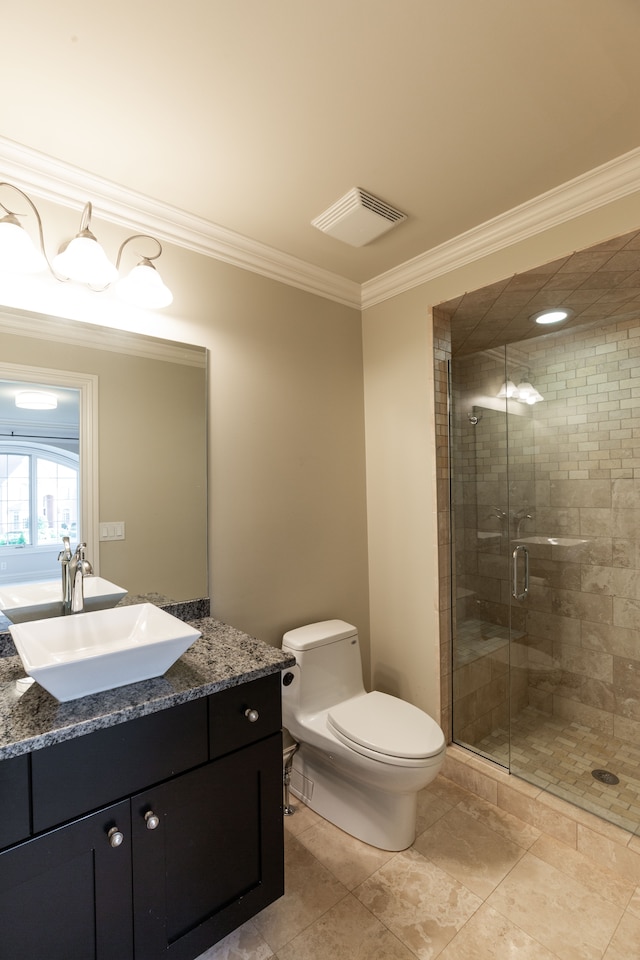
[{"left": 0, "top": 308, "right": 207, "bottom": 608}]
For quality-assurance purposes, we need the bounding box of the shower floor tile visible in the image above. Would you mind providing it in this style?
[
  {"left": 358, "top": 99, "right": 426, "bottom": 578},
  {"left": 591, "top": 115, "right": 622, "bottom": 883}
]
[{"left": 472, "top": 707, "right": 640, "bottom": 835}]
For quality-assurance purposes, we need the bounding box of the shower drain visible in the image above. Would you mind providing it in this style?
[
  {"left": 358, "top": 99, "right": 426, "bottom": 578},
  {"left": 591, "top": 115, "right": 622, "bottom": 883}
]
[{"left": 591, "top": 769, "right": 620, "bottom": 785}]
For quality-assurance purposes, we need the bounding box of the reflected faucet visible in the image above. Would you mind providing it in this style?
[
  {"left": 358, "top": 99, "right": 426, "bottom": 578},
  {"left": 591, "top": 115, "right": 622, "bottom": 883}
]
[
  {"left": 59, "top": 540, "right": 93, "bottom": 613},
  {"left": 58, "top": 536, "right": 73, "bottom": 611},
  {"left": 514, "top": 508, "right": 533, "bottom": 538}
]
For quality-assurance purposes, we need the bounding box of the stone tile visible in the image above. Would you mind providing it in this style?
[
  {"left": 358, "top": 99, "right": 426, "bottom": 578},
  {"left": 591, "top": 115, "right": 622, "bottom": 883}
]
[
  {"left": 415, "top": 785, "right": 452, "bottom": 835},
  {"left": 277, "top": 894, "right": 415, "bottom": 960},
  {"left": 577, "top": 824, "right": 640, "bottom": 886},
  {"left": 454, "top": 791, "right": 541, "bottom": 849},
  {"left": 425, "top": 771, "right": 474, "bottom": 808},
  {"left": 602, "top": 908, "right": 640, "bottom": 960},
  {"left": 355, "top": 848, "right": 482, "bottom": 960},
  {"left": 627, "top": 887, "right": 640, "bottom": 919},
  {"left": 530, "top": 834, "right": 636, "bottom": 907},
  {"left": 282, "top": 797, "right": 322, "bottom": 837},
  {"left": 414, "top": 807, "right": 526, "bottom": 898},
  {"left": 487, "top": 853, "right": 624, "bottom": 960},
  {"left": 195, "top": 919, "right": 274, "bottom": 960},
  {"left": 497, "top": 782, "right": 578, "bottom": 846},
  {"left": 437, "top": 903, "right": 557, "bottom": 959},
  {"left": 252, "top": 833, "right": 347, "bottom": 951},
  {"left": 294, "top": 816, "right": 395, "bottom": 890}
]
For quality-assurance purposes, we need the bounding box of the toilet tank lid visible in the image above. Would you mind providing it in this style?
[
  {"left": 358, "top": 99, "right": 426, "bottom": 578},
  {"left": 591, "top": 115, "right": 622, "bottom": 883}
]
[{"left": 282, "top": 619, "right": 357, "bottom": 650}]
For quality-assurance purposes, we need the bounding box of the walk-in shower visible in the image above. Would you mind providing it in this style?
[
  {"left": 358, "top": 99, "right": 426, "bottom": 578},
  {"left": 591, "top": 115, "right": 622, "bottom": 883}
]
[{"left": 441, "top": 228, "right": 640, "bottom": 836}]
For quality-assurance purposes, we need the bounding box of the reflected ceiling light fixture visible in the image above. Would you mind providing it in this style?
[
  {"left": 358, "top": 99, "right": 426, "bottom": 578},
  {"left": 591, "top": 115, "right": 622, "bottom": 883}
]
[
  {"left": 15, "top": 390, "right": 58, "bottom": 410},
  {"left": 0, "top": 182, "right": 173, "bottom": 309},
  {"left": 531, "top": 308, "right": 572, "bottom": 326}
]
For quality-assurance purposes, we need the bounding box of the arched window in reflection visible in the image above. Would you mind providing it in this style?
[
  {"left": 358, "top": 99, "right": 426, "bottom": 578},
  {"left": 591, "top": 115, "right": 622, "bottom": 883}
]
[
  {"left": 0, "top": 444, "right": 79, "bottom": 545},
  {"left": 0, "top": 380, "right": 81, "bottom": 584}
]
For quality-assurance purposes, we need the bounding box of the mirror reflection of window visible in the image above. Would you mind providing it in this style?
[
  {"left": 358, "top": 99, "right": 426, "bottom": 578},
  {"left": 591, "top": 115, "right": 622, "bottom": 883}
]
[{"left": 0, "top": 381, "right": 80, "bottom": 584}]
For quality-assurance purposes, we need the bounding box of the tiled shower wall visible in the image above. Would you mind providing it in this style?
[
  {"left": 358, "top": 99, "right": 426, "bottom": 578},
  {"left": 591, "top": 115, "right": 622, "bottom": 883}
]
[{"left": 449, "top": 315, "right": 640, "bottom": 749}]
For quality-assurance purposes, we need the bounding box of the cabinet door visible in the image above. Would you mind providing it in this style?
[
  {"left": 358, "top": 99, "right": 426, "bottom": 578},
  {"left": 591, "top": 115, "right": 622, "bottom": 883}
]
[
  {"left": 132, "top": 732, "right": 283, "bottom": 960},
  {"left": 0, "top": 798, "right": 133, "bottom": 960}
]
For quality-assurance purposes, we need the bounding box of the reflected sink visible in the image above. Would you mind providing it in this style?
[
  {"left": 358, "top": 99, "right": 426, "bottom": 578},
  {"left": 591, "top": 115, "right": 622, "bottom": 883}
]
[
  {"left": 514, "top": 536, "right": 588, "bottom": 548},
  {"left": 9, "top": 602, "right": 202, "bottom": 701},
  {"left": 0, "top": 577, "right": 128, "bottom": 624}
]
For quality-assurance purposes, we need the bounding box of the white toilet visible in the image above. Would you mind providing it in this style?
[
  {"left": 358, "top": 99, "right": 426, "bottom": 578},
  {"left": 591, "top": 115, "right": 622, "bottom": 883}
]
[{"left": 281, "top": 619, "right": 446, "bottom": 851}]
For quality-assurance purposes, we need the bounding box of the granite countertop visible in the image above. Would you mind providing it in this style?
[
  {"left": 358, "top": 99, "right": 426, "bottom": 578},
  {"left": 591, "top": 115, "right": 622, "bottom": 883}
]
[{"left": 0, "top": 616, "right": 296, "bottom": 760}]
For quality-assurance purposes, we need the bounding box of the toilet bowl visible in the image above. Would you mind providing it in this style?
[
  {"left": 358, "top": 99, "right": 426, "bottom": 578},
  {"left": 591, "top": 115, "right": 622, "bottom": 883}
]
[{"left": 281, "top": 619, "right": 446, "bottom": 851}]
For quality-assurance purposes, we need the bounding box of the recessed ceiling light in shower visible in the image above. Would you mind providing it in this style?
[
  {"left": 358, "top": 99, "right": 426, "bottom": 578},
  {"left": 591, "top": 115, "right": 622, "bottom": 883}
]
[{"left": 531, "top": 308, "right": 572, "bottom": 326}]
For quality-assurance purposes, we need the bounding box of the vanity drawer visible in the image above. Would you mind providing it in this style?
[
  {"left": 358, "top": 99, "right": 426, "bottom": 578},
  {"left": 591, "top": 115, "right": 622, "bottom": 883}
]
[
  {"left": 209, "top": 673, "right": 281, "bottom": 758},
  {"left": 0, "top": 755, "right": 30, "bottom": 850},
  {"left": 31, "top": 697, "right": 208, "bottom": 833}
]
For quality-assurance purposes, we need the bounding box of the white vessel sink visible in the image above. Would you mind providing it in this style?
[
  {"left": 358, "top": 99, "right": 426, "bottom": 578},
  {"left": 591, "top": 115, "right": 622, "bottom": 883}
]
[
  {"left": 0, "top": 577, "right": 128, "bottom": 624},
  {"left": 9, "top": 603, "right": 201, "bottom": 702}
]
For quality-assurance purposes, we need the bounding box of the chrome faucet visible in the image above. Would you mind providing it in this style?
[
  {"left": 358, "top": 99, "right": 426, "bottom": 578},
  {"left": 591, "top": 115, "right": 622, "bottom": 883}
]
[{"left": 60, "top": 541, "right": 93, "bottom": 614}]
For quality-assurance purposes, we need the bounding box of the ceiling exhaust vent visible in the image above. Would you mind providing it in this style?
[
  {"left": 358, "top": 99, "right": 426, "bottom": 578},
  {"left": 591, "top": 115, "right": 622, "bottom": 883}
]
[{"left": 311, "top": 188, "right": 407, "bottom": 247}]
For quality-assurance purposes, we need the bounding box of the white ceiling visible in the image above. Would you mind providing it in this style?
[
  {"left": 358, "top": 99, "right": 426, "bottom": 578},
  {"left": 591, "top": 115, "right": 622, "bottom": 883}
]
[{"left": 3, "top": 1, "right": 640, "bottom": 289}]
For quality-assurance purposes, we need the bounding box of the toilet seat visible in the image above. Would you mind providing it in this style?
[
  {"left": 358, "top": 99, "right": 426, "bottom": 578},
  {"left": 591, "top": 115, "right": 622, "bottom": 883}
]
[{"left": 327, "top": 691, "right": 445, "bottom": 768}]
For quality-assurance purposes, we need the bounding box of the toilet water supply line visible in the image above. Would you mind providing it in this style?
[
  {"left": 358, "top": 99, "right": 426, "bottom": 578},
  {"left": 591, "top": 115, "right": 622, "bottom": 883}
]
[{"left": 283, "top": 741, "right": 299, "bottom": 816}]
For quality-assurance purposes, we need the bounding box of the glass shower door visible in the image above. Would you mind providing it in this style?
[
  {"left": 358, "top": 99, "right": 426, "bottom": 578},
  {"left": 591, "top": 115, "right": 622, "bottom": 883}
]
[{"left": 450, "top": 347, "right": 513, "bottom": 768}]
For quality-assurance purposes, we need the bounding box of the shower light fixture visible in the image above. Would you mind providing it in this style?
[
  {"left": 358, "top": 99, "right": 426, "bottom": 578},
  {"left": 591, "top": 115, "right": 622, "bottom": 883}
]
[
  {"left": 0, "top": 182, "right": 173, "bottom": 309},
  {"left": 531, "top": 308, "right": 572, "bottom": 326}
]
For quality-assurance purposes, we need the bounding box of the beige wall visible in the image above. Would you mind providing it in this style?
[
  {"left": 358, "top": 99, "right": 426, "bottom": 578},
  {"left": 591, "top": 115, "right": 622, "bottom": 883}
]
[{"left": 0, "top": 199, "right": 370, "bottom": 661}]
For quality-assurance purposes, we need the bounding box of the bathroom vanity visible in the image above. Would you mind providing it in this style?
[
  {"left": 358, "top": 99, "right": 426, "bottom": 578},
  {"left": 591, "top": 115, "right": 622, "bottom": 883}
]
[{"left": 0, "top": 614, "right": 295, "bottom": 960}]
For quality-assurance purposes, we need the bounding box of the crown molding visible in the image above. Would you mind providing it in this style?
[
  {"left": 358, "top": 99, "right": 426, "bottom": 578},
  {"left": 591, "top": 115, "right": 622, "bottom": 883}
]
[
  {"left": 361, "top": 146, "right": 640, "bottom": 309},
  {"left": 3, "top": 137, "right": 640, "bottom": 315},
  {"left": 0, "top": 137, "right": 361, "bottom": 310}
]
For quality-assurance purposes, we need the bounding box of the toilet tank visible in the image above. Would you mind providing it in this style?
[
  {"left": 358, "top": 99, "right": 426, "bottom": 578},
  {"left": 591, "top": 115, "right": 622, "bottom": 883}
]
[{"left": 282, "top": 620, "right": 365, "bottom": 715}]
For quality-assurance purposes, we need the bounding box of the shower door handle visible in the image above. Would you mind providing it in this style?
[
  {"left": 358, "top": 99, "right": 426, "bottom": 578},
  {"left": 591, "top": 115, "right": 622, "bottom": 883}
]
[{"left": 512, "top": 544, "right": 529, "bottom": 601}]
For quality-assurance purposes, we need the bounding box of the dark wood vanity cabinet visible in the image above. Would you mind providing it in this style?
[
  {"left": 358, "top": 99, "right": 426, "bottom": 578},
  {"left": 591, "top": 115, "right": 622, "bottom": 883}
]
[{"left": 0, "top": 673, "right": 284, "bottom": 960}]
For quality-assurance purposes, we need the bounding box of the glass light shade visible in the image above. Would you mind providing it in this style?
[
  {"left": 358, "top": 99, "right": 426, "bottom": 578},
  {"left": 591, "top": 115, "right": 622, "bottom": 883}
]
[
  {"left": 497, "top": 379, "right": 518, "bottom": 399},
  {"left": 516, "top": 381, "right": 543, "bottom": 404},
  {"left": 15, "top": 390, "right": 57, "bottom": 410},
  {"left": 116, "top": 260, "right": 173, "bottom": 308},
  {"left": 0, "top": 217, "right": 48, "bottom": 273},
  {"left": 53, "top": 235, "right": 118, "bottom": 287}
]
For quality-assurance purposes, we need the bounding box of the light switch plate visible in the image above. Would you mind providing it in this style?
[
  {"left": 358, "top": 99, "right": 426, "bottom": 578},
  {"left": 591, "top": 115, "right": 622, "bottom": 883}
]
[{"left": 99, "top": 521, "right": 126, "bottom": 541}]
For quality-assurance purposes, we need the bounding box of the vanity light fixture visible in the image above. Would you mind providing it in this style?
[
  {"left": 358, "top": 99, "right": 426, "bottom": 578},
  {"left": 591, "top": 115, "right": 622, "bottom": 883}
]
[
  {"left": 0, "top": 182, "right": 173, "bottom": 309},
  {"left": 531, "top": 308, "right": 572, "bottom": 326},
  {"left": 514, "top": 379, "right": 543, "bottom": 405},
  {"left": 497, "top": 373, "right": 543, "bottom": 405},
  {"left": 15, "top": 390, "right": 58, "bottom": 410},
  {"left": 496, "top": 378, "right": 518, "bottom": 399}
]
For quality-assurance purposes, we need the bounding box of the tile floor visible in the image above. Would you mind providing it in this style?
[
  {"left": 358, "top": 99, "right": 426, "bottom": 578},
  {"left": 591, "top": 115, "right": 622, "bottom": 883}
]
[{"left": 196, "top": 774, "right": 640, "bottom": 960}]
